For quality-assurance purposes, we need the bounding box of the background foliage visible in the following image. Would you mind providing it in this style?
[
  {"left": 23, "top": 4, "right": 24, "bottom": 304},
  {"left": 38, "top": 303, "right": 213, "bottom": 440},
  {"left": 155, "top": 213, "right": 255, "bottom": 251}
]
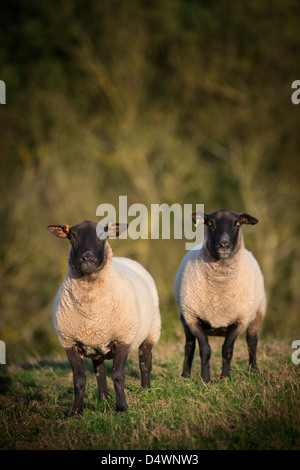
[{"left": 1, "top": 0, "right": 300, "bottom": 358}]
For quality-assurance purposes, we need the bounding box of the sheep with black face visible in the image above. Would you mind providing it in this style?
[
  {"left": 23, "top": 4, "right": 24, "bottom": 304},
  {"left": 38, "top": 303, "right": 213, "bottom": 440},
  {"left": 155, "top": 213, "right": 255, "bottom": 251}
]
[
  {"left": 48, "top": 221, "right": 161, "bottom": 414},
  {"left": 174, "top": 209, "right": 266, "bottom": 382}
]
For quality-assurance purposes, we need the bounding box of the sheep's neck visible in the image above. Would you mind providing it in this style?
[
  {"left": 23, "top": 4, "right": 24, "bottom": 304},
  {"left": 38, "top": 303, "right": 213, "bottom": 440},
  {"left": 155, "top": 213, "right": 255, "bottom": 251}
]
[
  {"left": 65, "top": 260, "right": 118, "bottom": 317},
  {"left": 202, "top": 246, "right": 244, "bottom": 283},
  {"left": 202, "top": 230, "right": 245, "bottom": 280}
]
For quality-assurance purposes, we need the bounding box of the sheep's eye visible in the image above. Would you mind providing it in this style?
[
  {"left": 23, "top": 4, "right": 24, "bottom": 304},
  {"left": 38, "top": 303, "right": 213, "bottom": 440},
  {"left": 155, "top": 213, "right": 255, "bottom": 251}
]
[{"left": 207, "top": 220, "right": 213, "bottom": 227}]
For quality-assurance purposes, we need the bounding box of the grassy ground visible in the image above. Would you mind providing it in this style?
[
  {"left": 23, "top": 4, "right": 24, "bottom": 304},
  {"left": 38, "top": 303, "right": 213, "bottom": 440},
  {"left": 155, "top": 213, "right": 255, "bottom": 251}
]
[{"left": 0, "top": 334, "right": 299, "bottom": 450}]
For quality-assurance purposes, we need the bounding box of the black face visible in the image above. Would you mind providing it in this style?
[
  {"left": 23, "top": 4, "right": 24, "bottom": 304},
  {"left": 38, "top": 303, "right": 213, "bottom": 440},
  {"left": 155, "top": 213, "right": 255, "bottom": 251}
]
[
  {"left": 202, "top": 210, "right": 258, "bottom": 260},
  {"left": 48, "top": 220, "right": 128, "bottom": 277},
  {"left": 68, "top": 221, "right": 106, "bottom": 276},
  {"left": 205, "top": 211, "right": 241, "bottom": 260}
]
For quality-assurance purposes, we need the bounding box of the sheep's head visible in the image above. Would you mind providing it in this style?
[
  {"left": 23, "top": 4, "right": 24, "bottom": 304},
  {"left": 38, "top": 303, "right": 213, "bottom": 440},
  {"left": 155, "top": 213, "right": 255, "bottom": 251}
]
[
  {"left": 192, "top": 210, "right": 258, "bottom": 260},
  {"left": 47, "top": 220, "right": 128, "bottom": 276}
]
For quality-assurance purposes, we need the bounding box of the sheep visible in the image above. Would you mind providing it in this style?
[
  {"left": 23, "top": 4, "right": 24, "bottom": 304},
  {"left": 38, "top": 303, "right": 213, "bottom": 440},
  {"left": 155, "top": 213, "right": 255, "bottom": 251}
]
[
  {"left": 174, "top": 209, "right": 266, "bottom": 382},
  {"left": 47, "top": 220, "right": 161, "bottom": 414}
]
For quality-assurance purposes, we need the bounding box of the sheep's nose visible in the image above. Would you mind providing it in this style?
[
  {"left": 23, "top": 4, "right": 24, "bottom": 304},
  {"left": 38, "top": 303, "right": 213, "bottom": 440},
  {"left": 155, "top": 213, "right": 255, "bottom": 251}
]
[
  {"left": 218, "top": 240, "right": 232, "bottom": 249},
  {"left": 80, "top": 252, "right": 96, "bottom": 262}
]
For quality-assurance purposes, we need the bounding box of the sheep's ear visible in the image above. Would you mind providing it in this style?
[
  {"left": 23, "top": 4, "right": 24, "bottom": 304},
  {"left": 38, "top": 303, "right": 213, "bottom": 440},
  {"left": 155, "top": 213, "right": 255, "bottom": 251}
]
[
  {"left": 103, "top": 223, "right": 128, "bottom": 238},
  {"left": 239, "top": 214, "right": 259, "bottom": 225},
  {"left": 191, "top": 212, "right": 208, "bottom": 227},
  {"left": 47, "top": 225, "right": 70, "bottom": 239}
]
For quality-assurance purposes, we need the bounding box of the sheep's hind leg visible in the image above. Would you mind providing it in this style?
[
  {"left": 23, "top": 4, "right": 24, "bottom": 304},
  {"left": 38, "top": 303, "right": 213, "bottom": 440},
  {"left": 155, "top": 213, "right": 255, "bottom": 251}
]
[
  {"left": 246, "top": 310, "right": 264, "bottom": 371},
  {"left": 92, "top": 359, "right": 109, "bottom": 399},
  {"left": 139, "top": 340, "right": 153, "bottom": 388},
  {"left": 246, "top": 330, "right": 258, "bottom": 370}
]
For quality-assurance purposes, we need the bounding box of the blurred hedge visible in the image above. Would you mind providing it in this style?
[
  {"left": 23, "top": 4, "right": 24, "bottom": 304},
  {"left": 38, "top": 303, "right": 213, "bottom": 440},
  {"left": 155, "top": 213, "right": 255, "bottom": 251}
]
[{"left": 0, "top": 0, "right": 300, "bottom": 358}]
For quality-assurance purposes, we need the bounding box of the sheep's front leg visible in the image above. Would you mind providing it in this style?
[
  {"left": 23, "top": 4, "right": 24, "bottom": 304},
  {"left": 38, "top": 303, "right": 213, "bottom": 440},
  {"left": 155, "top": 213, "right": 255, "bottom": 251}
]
[
  {"left": 112, "top": 342, "right": 130, "bottom": 412},
  {"left": 180, "top": 314, "right": 196, "bottom": 378},
  {"left": 139, "top": 340, "right": 153, "bottom": 388},
  {"left": 190, "top": 322, "right": 211, "bottom": 383},
  {"left": 92, "top": 359, "right": 109, "bottom": 400},
  {"left": 221, "top": 322, "right": 241, "bottom": 379},
  {"left": 66, "top": 345, "right": 86, "bottom": 415}
]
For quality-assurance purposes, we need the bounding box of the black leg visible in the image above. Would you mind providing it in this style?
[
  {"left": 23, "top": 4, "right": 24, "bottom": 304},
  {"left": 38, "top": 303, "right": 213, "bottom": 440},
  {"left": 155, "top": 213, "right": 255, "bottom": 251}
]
[
  {"left": 189, "top": 320, "right": 211, "bottom": 382},
  {"left": 221, "top": 322, "right": 240, "bottom": 379},
  {"left": 246, "top": 329, "right": 259, "bottom": 371},
  {"left": 92, "top": 359, "right": 109, "bottom": 399},
  {"left": 139, "top": 340, "right": 153, "bottom": 388},
  {"left": 66, "top": 345, "right": 86, "bottom": 415},
  {"left": 111, "top": 342, "right": 130, "bottom": 412},
  {"left": 197, "top": 333, "right": 211, "bottom": 383},
  {"left": 180, "top": 314, "right": 196, "bottom": 378}
]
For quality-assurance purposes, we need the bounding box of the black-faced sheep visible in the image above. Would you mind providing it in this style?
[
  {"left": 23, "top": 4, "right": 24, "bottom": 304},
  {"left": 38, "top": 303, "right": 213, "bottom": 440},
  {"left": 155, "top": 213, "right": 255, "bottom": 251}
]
[
  {"left": 48, "top": 221, "right": 161, "bottom": 414},
  {"left": 174, "top": 209, "right": 266, "bottom": 382}
]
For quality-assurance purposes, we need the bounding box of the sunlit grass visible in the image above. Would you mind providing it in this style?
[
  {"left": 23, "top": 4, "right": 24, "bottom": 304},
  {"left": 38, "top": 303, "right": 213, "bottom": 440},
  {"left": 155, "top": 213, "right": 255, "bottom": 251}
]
[{"left": 0, "top": 336, "right": 299, "bottom": 450}]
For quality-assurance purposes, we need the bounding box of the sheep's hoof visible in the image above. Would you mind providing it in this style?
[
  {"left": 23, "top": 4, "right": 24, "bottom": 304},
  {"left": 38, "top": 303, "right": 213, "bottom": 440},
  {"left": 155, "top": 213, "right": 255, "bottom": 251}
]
[
  {"left": 115, "top": 401, "right": 128, "bottom": 413},
  {"left": 116, "top": 406, "right": 128, "bottom": 413},
  {"left": 70, "top": 408, "right": 83, "bottom": 417},
  {"left": 201, "top": 376, "right": 211, "bottom": 384},
  {"left": 181, "top": 372, "right": 191, "bottom": 379},
  {"left": 219, "top": 374, "right": 231, "bottom": 382},
  {"left": 99, "top": 392, "right": 110, "bottom": 401}
]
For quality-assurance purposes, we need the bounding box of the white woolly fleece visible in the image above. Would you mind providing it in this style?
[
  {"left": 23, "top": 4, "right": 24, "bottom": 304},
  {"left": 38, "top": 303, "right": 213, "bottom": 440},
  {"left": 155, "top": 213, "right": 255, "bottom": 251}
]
[
  {"left": 174, "top": 234, "right": 266, "bottom": 334},
  {"left": 52, "top": 243, "right": 161, "bottom": 358}
]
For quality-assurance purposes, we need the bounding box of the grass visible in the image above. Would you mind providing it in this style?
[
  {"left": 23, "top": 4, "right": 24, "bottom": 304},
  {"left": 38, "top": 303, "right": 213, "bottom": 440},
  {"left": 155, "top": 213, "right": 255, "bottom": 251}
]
[{"left": 0, "top": 334, "right": 299, "bottom": 450}]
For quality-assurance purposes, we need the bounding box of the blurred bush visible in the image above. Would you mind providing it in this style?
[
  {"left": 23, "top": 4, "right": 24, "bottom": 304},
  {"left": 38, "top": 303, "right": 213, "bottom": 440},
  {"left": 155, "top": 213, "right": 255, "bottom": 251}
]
[{"left": 0, "top": 0, "right": 300, "bottom": 358}]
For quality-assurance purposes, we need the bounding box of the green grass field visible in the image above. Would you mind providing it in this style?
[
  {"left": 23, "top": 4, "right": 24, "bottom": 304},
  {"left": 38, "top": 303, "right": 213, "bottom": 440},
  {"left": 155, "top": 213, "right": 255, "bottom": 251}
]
[{"left": 0, "top": 335, "right": 299, "bottom": 450}]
